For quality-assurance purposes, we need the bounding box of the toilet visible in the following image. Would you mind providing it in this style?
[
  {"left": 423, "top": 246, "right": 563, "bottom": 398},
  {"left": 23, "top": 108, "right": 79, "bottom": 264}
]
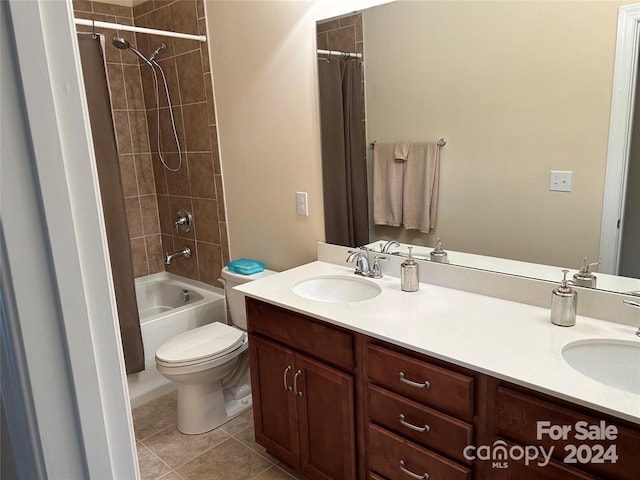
[{"left": 155, "top": 266, "right": 275, "bottom": 434}]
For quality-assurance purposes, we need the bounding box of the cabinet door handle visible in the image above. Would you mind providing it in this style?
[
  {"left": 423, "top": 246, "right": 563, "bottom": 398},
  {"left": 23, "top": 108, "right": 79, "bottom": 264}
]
[
  {"left": 399, "top": 460, "right": 429, "bottom": 480},
  {"left": 399, "top": 372, "right": 431, "bottom": 389},
  {"left": 293, "top": 370, "right": 303, "bottom": 396},
  {"left": 399, "top": 414, "right": 430, "bottom": 433},
  {"left": 283, "top": 366, "right": 292, "bottom": 391}
]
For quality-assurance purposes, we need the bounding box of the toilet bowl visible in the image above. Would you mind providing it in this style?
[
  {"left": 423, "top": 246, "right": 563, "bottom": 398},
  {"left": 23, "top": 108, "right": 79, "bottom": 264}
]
[{"left": 155, "top": 266, "right": 275, "bottom": 434}]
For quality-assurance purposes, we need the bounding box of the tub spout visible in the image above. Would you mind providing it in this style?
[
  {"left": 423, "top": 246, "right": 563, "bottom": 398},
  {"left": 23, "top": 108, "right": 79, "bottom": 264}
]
[{"left": 165, "top": 247, "right": 191, "bottom": 265}]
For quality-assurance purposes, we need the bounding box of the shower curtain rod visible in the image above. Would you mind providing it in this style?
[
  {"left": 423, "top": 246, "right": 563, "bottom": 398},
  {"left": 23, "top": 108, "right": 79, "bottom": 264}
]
[
  {"left": 74, "top": 18, "right": 207, "bottom": 43},
  {"left": 317, "top": 48, "right": 362, "bottom": 59}
]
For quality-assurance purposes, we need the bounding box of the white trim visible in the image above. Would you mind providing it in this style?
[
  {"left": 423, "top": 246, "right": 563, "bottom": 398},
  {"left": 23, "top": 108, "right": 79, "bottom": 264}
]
[
  {"left": 74, "top": 18, "right": 207, "bottom": 43},
  {"left": 599, "top": 4, "right": 640, "bottom": 274},
  {"left": 5, "top": 0, "right": 138, "bottom": 478}
]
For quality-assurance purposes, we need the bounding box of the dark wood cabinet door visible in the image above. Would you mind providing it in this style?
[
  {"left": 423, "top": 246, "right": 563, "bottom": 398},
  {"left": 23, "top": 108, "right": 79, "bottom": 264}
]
[
  {"left": 249, "top": 334, "right": 300, "bottom": 468},
  {"left": 295, "top": 353, "right": 357, "bottom": 480}
]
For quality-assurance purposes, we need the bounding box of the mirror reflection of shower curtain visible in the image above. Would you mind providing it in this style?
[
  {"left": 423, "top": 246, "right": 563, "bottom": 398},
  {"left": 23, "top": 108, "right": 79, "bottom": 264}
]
[
  {"left": 77, "top": 35, "right": 144, "bottom": 374},
  {"left": 318, "top": 59, "right": 369, "bottom": 247}
]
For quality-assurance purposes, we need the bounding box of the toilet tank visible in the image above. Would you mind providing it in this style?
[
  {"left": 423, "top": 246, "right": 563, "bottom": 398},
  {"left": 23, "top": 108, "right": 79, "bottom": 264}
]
[{"left": 221, "top": 267, "right": 275, "bottom": 330}]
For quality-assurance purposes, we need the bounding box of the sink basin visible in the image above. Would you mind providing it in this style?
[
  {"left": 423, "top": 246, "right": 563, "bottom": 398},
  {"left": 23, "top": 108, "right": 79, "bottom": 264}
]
[
  {"left": 562, "top": 339, "right": 640, "bottom": 394},
  {"left": 291, "top": 275, "right": 382, "bottom": 303}
]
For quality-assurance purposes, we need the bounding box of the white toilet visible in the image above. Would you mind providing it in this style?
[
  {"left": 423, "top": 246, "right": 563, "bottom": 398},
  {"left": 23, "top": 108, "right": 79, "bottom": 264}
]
[{"left": 155, "top": 266, "right": 275, "bottom": 434}]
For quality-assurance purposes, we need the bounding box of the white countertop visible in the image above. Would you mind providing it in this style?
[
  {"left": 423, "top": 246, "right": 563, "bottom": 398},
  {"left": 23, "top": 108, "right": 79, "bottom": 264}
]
[{"left": 236, "top": 261, "right": 640, "bottom": 425}]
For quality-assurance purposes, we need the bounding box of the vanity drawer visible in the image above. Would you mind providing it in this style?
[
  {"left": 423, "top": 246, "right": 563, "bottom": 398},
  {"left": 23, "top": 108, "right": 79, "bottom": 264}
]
[
  {"left": 368, "top": 384, "right": 472, "bottom": 462},
  {"left": 368, "top": 424, "right": 471, "bottom": 480},
  {"left": 367, "top": 344, "right": 474, "bottom": 420},
  {"left": 496, "top": 387, "right": 640, "bottom": 480},
  {"left": 246, "top": 298, "right": 353, "bottom": 371}
]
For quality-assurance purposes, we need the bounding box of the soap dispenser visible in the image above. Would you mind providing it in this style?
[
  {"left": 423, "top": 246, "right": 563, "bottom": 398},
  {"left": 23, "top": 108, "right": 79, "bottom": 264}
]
[
  {"left": 430, "top": 238, "right": 449, "bottom": 263},
  {"left": 572, "top": 257, "right": 598, "bottom": 288},
  {"left": 551, "top": 269, "right": 577, "bottom": 327},
  {"left": 401, "top": 247, "right": 419, "bottom": 292}
]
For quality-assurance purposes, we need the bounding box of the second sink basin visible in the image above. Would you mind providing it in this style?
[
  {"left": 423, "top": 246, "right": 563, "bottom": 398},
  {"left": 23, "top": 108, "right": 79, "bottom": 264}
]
[
  {"left": 562, "top": 339, "right": 640, "bottom": 394},
  {"left": 291, "top": 275, "right": 382, "bottom": 303}
]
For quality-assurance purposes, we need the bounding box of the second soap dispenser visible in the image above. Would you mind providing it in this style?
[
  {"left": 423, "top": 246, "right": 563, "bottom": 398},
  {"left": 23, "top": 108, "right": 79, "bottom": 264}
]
[
  {"left": 551, "top": 269, "right": 577, "bottom": 327},
  {"left": 401, "top": 247, "right": 419, "bottom": 292}
]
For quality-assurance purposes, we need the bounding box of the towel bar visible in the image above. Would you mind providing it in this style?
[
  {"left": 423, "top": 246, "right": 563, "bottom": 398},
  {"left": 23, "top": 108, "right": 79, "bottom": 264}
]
[{"left": 369, "top": 138, "right": 447, "bottom": 149}]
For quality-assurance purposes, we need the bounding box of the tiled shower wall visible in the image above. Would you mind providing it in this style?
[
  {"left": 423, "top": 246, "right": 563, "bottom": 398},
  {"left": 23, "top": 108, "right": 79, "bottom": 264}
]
[{"left": 73, "top": 0, "right": 229, "bottom": 288}]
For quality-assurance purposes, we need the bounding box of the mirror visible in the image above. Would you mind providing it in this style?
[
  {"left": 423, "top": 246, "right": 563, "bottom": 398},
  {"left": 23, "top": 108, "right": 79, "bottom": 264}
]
[{"left": 316, "top": 0, "right": 640, "bottom": 295}]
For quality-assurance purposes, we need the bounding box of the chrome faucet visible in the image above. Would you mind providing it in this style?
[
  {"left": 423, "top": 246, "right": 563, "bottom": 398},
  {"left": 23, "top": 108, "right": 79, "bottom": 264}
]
[
  {"left": 346, "top": 249, "right": 387, "bottom": 278},
  {"left": 623, "top": 299, "right": 640, "bottom": 337},
  {"left": 164, "top": 246, "right": 191, "bottom": 265},
  {"left": 379, "top": 240, "right": 400, "bottom": 254},
  {"left": 346, "top": 250, "right": 371, "bottom": 276}
]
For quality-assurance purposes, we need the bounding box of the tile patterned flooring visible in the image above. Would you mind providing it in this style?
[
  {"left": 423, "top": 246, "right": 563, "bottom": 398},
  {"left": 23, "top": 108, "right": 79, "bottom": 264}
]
[{"left": 132, "top": 392, "right": 303, "bottom": 480}]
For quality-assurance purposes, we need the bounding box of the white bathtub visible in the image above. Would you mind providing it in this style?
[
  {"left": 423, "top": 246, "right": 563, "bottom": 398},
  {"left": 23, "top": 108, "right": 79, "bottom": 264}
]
[{"left": 127, "top": 272, "right": 226, "bottom": 407}]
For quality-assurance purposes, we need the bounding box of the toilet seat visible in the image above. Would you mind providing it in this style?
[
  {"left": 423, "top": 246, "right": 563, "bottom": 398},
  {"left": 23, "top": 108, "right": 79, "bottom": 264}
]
[{"left": 156, "top": 322, "right": 246, "bottom": 368}]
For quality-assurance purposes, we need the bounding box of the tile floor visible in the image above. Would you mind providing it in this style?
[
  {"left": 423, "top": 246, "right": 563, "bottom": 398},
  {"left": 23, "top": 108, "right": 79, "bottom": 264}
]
[{"left": 132, "top": 392, "right": 304, "bottom": 480}]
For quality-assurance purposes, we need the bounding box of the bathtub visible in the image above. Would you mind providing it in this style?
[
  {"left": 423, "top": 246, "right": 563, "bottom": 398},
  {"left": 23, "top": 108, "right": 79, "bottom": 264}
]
[{"left": 127, "top": 272, "right": 226, "bottom": 407}]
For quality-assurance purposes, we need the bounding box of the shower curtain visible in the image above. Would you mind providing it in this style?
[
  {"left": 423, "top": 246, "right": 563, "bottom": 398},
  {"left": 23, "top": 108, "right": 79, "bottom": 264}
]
[
  {"left": 77, "top": 35, "right": 144, "bottom": 374},
  {"left": 318, "top": 59, "right": 369, "bottom": 247}
]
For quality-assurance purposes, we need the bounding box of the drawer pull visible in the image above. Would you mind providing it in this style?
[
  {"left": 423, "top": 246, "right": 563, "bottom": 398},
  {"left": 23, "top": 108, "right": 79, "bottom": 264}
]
[
  {"left": 399, "top": 372, "right": 431, "bottom": 389},
  {"left": 283, "top": 365, "right": 292, "bottom": 391},
  {"left": 399, "top": 460, "right": 429, "bottom": 480},
  {"left": 398, "top": 414, "right": 430, "bottom": 433},
  {"left": 293, "top": 370, "right": 303, "bottom": 396}
]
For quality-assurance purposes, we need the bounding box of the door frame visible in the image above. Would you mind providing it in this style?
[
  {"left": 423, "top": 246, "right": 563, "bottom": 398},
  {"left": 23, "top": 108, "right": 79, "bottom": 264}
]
[{"left": 600, "top": 4, "right": 640, "bottom": 274}]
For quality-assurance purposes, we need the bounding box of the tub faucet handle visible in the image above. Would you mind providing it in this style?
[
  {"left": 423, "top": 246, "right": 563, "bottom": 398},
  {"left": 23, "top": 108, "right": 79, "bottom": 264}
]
[{"left": 175, "top": 209, "right": 193, "bottom": 233}]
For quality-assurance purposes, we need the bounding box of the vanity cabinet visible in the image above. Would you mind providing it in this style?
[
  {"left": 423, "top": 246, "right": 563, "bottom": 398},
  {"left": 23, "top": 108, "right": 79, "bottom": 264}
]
[
  {"left": 364, "top": 342, "right": 476, "bottom": 480},
  {"left": 490, "top": 383, "right": 640, "bottom": 480},
  {"left": 246, "top": 298, "right": 356, "bottom": 480},
  {"left": 247, "top": 298, "right": 640, "bottom": 480}
]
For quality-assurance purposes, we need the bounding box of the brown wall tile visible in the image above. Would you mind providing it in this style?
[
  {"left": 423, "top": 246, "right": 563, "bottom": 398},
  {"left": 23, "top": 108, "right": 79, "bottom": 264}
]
[
  {"left": 187, "top": 152, "right": 215, "bottom": 199},
  {"left": 123, "top": 65, "right": 146, "bottom": 110},
  {"left": 192, "top": 198, "right": 219, "bottom": 244},
  {"left": 135, "top": 153, "right": 156, "bottom": 195},
  {"left": 113, "top": 110, "right": 133, "bottom": 154},
  {"left": 130, "top": 238, "right": 149, "bottom": 277},
  {"left": 182, "top": 102, "right": 209, "bottom": 151},
  {"left": 130, "top": 110, "right": 151, "bottom": 153},
  {"left": 146, "top": 234, "right": 165, "bottom": 274},
  {"left": 156, "top": 194, "right": 172, "bottom": 234},
  {"left": 176, "top": 51, "right": 205, "bottom": 104},
  {"left": 165, "top": 156, "right": 191, "bottom": 196},
  {"left": 125, "top": 197, "right": 143, "bottom": 238},
  {"left": 197, "top": 241, "right": 223, "bottom": 287},
  {"left": 92, "top": 1, "right": 131, "bottom": 18},
  {"left": 119, "top": 154, "right": 138, "bottom": 197},
  {"left": 106, "top": 64, "right": 127, "bottom": 109},
  {"left": 169, "top": 0, "right": 199, "bottom": 55},
  {"left": 140, "top": 194, "right": 160, "bottom": 235}
]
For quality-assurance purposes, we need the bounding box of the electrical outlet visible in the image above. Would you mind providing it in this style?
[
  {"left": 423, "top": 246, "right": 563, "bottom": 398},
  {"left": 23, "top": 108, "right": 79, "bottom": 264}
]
[
  {"left": 296, "top": 192, "right": 308, "bottom": 216},
  {"left": 549, "top": 171, "right": 573, "bottom": 192}
]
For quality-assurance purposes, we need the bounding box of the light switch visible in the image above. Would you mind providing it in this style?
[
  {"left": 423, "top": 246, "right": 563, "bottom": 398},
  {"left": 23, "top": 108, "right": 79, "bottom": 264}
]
[
  {"left": 296, "top": 191, "right": 308, "bottom": 216},
  {"left": 549, "top": 171, "right": 573, "bottom": 192}
]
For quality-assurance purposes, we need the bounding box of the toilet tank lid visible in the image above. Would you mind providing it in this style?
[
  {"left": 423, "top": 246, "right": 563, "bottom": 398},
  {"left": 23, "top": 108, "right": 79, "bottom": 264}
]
[{"left": 221, "top": 266, "right": 276, "bottom": 284}]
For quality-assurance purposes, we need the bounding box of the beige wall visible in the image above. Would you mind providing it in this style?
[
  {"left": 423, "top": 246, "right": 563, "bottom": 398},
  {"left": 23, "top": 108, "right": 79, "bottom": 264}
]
[
  {"left": 205, "top": 0, "right": 390, "bottom": 271},
  {"left": 365, "top": 1, "right": 628, "bottom": 268},
  {"left": 206, "top": 0, "right": 628, "bottom": 271}
]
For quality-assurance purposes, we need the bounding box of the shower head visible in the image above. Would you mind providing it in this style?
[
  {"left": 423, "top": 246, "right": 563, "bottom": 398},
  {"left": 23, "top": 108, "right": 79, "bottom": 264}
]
[
  {"left": 112, "top": 37, "right": 152, "bottom": 66},
  {"left": 112, "top": 37, "right": 130, "bottom": 50}
]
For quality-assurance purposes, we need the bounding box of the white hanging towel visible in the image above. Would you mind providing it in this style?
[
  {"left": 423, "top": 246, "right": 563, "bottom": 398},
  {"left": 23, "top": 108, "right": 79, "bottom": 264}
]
[
  {"left": 401, "top": 141, "right": 440, "bottom": 233},
  {"left": 373, "top": 141, "right": 404, "bottom": 226}
]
